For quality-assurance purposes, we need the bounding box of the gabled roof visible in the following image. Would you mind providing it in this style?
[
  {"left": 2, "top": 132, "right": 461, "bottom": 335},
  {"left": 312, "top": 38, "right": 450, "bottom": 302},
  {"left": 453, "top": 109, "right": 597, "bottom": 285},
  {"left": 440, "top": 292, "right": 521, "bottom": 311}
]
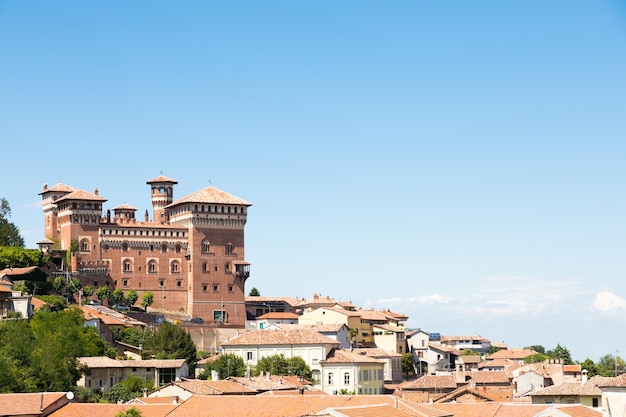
[
  {"left": 56, "top": 189, "right": 107, "bottom": 203},
  {"left": 272, "top": 323, "right": 348, "bottom": 333},
  {"left": 398, "top": 375, "right": 458, "bottom": 390},
  {"left": 0, "top": 266, "right": 48, "bottom": 282},
  {"left": 48, "top": 403, "right": 179, "bottom": 417},
  {"left": 486, "top": 348, "right": 536, "bottom": 361},
  {"left": 157, "top": 380, "right": 256, "bottom": 395},
  {"left": 39, "top": 182, "right": 76, "bottom": 195},
  {"left": 163, "top": 394, "right": 448, "bottom": 417},
  {"left": 351, "top": 348, "right": 403, "bottom": 358},
  {"left": 79, "top": 305, "right": 146, "bottom": 327},
  {"left": 467, "top": 370, "right": 510, "bottom": 384},
  {"left": 592, "top": 372, "right": 626, "bottom": 388},
  {"left": 112, "top": 202, "right": 137, "bottom": 211},
  {"left": 256, "top": 312, "right": 299, "bottom": 320},
  {"left": 321, "top": 349, "right": 385, "bottom": 365},
  {"left": 531, "top": 379, "right": 602, "bottom": 396},
  {"left": 0, "top": 392, "right": 70, "bottom": 416},
  {"left": 221, "top": 329, "right": 340, "bottom": 347},
  {"left": 245, "top": 296, "right": 300, "bottom": 306},
  {"left": 167, "top": 185, "right": 251, "bottom": 207},
  {"left": 146, "top": 175, "right": 178, "bottom": 184},
  {"left": 228, "top": 375, "right": 310, "bottom": 392}
]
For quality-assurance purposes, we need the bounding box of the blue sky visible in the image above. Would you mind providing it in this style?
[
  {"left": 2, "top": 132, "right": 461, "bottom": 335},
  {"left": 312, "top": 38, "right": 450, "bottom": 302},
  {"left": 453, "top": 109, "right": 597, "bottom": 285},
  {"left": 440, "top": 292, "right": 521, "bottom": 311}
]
[{"left": 1, "top": 1, "right": 626, "bottom": 362}]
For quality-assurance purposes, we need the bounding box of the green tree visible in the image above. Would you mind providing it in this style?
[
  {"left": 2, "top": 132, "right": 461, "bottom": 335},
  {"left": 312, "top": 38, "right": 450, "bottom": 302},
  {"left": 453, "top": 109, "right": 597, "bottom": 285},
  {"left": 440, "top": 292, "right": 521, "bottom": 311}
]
[
  {"left": 285, "top": 356, "right": 312, "bottom": 380},
  {"left": 199, "top": 353, "right": 245, "bottom": 380},
  {"left": 524, "top": 353, "right": 549, "bottom": 364},
  {"left": 0, "top": 198, "right": 24, "bottom": 247},
  {"left": 0, "top": 319, "right": 37, "bottom": 392},
  {"left": 580, "top": 358, "right": 601, "bottom": 377},
  {"left": 112, "top": 327, "right": 146, "bottom": 347},
  {"left": 248, "top": 287, "right": 261, "bottom": 296},
  {"left": 462, "top": 349, "right": 481, "bottom": 356},
  {"left": 82, "top": 285, "right": 94, "bottom": 302},
  {"left": 141, "top": 291, "right": 154, "bottom": 311},
  {"left": 112, "top": 289, "right": 125, "bottom": 305},
  {"left": 402, "top": 352, "right": 415, "bottom": 376},
  {"left": 141, "top": 321, "right": 197, "bottom": 372},
  {"left": 104, "top": 375, "right": 153, "bottom": 403},
  {"left": 525, "top": 345, "right": 546, "bottom": 355},
  {"left": 487, "top": 345, "right": 502, "bottom": 356},
  {"left": 126, "top": 290, "right": 138, "bottom": 308},
  {"left": 96, "top": 286, "right": 112, "bottom": 304},
  {"left": 0, "top": 246, "right": 45, "bottom": 269},
  {"left": 53, "top": 276, "right": 66, "bottom": 295},
  {"left": 255, "top": 353, "right": 287, "bottom": 376},
  {"left": 547, "top": 343, "right": 573, "bottom": 365},
  {"left": 36, "top": 295, "right": 68, "bottom": 311},
  {"left": 597, "top": 353, "right": 625, "bottom": 377},
  {"left": 68, "top": 277, "right": 82, "bottom": 298},
  {"left": 115, "top": 407, "right": 143, "bottom": 417}
]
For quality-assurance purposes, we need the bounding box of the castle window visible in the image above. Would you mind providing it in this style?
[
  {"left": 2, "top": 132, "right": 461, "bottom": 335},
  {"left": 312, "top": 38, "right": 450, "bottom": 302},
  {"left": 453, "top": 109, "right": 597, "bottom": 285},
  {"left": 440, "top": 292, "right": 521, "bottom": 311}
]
[
  {"left": 177, "top": 280, "right": 182, "bottom": 287},
  {"left": 212, "top": 284, "right": 219, "bottom": 292},
  {"left": 122, "top": 243, "right": 128, "bottom": 252},
  {"left": 214, "top": 310, "right": 227, "bottom": 323},
  {"left": 202, "top": 241, "right": 211, "bottom": 253},
  {"left": 161, "top": 245, "right": 167, "bottom": 253},
  {"left": 226, "top": 243, "right": 233, "bottom": 254},
  {"left": 171, "top": 262, "right": 179, "bottom": 273},
  {"left": 225, "top": 264, "right": 230, "bottom": 273},
  {"left": 123, "top": 260, "right": 132, "bottom": 272},
  {"left": 123, "top": 279, "right": 129, "bottom": 286},
  {"left": 228, "top": 285, "right": 234, "bottom": 293},
  {"left": 148, "top": 261, "right": 157, "bottom": 273},
  {"left": 80, "top": 239, "right": 89, "bottom": 252},
  {"left": 175, "top": 245, "right": 181, "bottom": 253},
  {"left": 202, "top": 284, "right": 208, "bottom": 292},
  {"left": 202, "top": 263, "right": 208, "bottom": 273}
]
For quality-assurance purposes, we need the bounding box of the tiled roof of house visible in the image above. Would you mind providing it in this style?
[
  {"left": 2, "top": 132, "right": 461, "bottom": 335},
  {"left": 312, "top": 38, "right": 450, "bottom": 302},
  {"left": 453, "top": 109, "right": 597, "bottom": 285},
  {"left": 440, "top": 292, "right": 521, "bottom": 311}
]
[
  {"left": 256, "top": 311, "right": 300, "bottom": 320},
  {"left": 432, "top": 403, "right": 545, "bottom": 417},
  {"left": 221, "top": 329, "right": 341, "bottom": 346},
  {"left": 167, "top": 185, "right": 251, "bottom": 207},
  {"left": 295, "top": 294, "right": 356, "bottom": 310},
  {"left": 146, "top": 175, "right": 178, "bottom": 184},
  {"left": 459, "top": 355, "right": 482, "bottom": 364},
  {"left": 372, "top": 323, "right": 405, "bottom": 333},
  {"left": 478, "top": 358, "right": 517, "bottom": 369},
  {"left": 56, "top": 189, "right": 107, "bottom": 202},
  {"left": 0, "top": 266, "right": 46, "bottom": 279},
  {"left": 440, "top": 335, "right": 485, "bottom": 342},
  {"left": 112, "top": 202, "right": 137, "bottom": 211},
  {"left": 564, "top": 364, "right": 582, "bottom": 373},
  {"left": 486, "top": 348, "right": 536, "bottom": 361},
  {"left": 467, "top": 370, "right": 510, "bottom": 384},
  {"left": 79, "top": 305, "right": 146, "bottom": 327},
  {"left": 531, "top": 380, "right": 602, "bottom": 396},
  {"left": 39, "top": 183, "right": 76, "bottom": 194},
  {"left": 398, "top": 375, "right": 458, "bottom": 390},
  {"left": 321, "top": 349, "right": 385, "bottom": 365},
  {"left": 274, "top": 323, "right": 347, "bottom": 333},
  {"left": 164, "top": 395, "right": 449, "bottom": 417},
  {"left": 593, "top": 372, "right": 626, "bottom": 388},
  {"left": 245, "top": 296, "right": 300, "bottom": 306},
  {"left": 78, "top": 356, "right": 186, "bottom": 369},
  {"left": 320, "top": 404, "right": 426, "bottom": 417},
  {"left": 48, "top": 403, "right": 179, "bottom": 417},
  {"left": 0, "top": 392, "right": 69, "bottom": 415},
  {"left": 37, "top": 237, "right": 56, "bottom": 245},
  {"left": 162, "top": 379, "right": 256, "bottom": 395},
  {"left": 228, "top": 375, "right": 310, "bottom": 392},
  {"left": 352, "top": 348, "right": 403, "bottom": 358}
]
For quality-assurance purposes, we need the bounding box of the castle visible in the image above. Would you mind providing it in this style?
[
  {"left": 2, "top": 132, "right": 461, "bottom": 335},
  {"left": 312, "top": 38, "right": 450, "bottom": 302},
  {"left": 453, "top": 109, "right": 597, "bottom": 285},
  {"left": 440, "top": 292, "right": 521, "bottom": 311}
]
[{"left": 38, "top": 175, "right": 252, "bottom": 326}]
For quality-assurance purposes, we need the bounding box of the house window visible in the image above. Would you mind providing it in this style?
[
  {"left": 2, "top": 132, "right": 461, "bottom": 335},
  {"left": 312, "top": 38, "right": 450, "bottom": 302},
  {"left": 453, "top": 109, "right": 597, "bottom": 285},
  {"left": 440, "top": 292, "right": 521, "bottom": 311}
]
[
  {"left": 344, "top": 372, "right": 350, "bottom": 385},
  {"left": 214, "top": 310, "right": 227, "bottom": 323},
  {"left": 328, "top": 372, "right": 334, "bottom": 385},
  {"left": 159, "top": 368, "right": 177, "bottom": 386},
  {"left": 247, "top": 352, "right": 253, "bottom": 361},
  {"left": 592, "top": 398, "right": 599, "bottom": 407},
  {"left": 226, "top": 243, "right": 233, "bottom": 254}
]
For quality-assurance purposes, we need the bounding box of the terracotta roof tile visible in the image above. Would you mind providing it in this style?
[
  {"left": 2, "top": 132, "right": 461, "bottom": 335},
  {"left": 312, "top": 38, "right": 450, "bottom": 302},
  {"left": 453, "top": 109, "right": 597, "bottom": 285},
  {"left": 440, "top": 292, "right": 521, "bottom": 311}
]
[
  {"left": 79, "top": 356, "right": 186, "bottom": 369},
  {"left": 167, "top": 185, "right": 251, "bottom": 207},
  {"left": 486, "top": 349, "right": 536, "bottom": 361},
  {"left": 467, "top": 371, "right": 510, "bottom": 384},
  {"left": 321, "top": 349, "right": 385, "bottom": 364},
  {"left": 256, "top": 312, "right": 300, "bottom": 320},
  {"left": 398, "top": 375, "right": 457, "bottom": 390},
  {"left": 48, "top": 403, "right": 178, "bottom": 417},
  {"left": 531, "top": 380, "right": 602, "bottom": 396},
  {"left": 39, "top": 183, "right": 76, "bottom": 194},
  {"left": 56, "top": 189, "right": 107, "bottom": 202},
  {"left": 351, "top": 348, "right": 402, "bottom": 358},
  {"left": 221, "top": 329, "right": 341, "bottom": 346},
  {"left": 164, "top": 380, "right": 256, "bottom": 395},
  {"left": 146, "top": 175, "right": 178, "bottom": 184},
  {"left": 0, "top": 392, "right": 69, "bottom": 415}
]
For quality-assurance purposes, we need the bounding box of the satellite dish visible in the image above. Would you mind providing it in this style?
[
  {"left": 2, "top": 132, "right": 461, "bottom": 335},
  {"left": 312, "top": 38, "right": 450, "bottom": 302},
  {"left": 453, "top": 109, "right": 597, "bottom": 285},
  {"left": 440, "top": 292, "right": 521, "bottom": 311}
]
[{"left": 66, "top": 391, "right": 74, "bottom": 400}]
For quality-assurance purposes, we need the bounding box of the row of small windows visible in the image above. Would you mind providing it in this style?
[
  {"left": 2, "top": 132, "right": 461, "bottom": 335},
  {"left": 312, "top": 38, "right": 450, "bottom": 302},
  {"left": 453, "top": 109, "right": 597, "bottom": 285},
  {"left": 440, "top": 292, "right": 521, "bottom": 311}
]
[
  {"left": 103, "top": 229, "right": 186, "bottom": 238},
  {"left": 121, "top": 278, "right": 183, "bottom": 288},
  {"left": 202, "top": 283, "right": 235, "bottom": 293},
  {"left": 170, "top": 205, "right": 246, "bottom": 216},
  {"left": 121, "top": 243, "right": 183, "bottom": 253},
  {"left": 123, "top": 260, "right": 181, "bottom": 274},
  {"left": 152, "top": 186, "right": 173, "bottom": 196},
  {"left": 327, "top": 372, "right": 352, "bottom": 385},
  {"left": 202, "top": 241, "right": 233, "bottom": 254}
]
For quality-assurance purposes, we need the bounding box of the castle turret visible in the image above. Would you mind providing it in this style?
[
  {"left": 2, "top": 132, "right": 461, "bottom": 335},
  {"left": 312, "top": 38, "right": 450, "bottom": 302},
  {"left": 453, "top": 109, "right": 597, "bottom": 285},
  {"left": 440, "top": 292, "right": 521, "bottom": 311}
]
[{"left": 146, "top": 175, "right": 178, "bottom": 224}]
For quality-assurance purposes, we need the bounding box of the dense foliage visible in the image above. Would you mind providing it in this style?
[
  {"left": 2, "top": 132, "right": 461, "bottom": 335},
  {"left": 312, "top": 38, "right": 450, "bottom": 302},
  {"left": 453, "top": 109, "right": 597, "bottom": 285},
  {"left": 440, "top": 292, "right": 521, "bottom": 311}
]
[
  {"left": 198, "top": 353, "right": 246, "bottom": 380},
  {"left": 0, "top": 198, "right": 24, "bottom": 248},
  {"left": 254, "top": 354, "right": 312, "bottom": 380},
  {"left": 141, "top": 321, "right": 197, "bottom": 372},
  {"left": 0, "top": 246, "right": 45, "bottom": 269},
  {"left": 104, "top": 375, "right": 153, "bottom": 403},
  {"left": 0, "top": 307, "right": 113, "bottom": 393}
]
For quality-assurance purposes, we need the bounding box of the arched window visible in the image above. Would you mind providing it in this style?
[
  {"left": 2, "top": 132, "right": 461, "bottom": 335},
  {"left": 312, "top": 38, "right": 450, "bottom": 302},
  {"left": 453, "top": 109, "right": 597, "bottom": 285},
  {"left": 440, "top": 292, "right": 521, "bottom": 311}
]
[
  {"left": 203, "top": 241, "right": 211, "bottom": 253},
  {"left": 148, "top": 261, "right": 157, "bottom": 273},
  {"left": 171, "top": 262, "right": 179, "bottom": 273},
  {"left": 122, "top": 243, "right": 128, "bottom": 252},
  {"left": 226, "top": 243, "right": 233, "bottom": 254},
  {"left": 175, "top": 245, "right": 181, "bottom": 253},
  {"left": 123, "top": 260, "right": 132, "bottom": 273},
  {"left": 161, "top": 244, "right": 167, "bottom": 253},
  {"left": 80, "top": 239, "right": 89, "bottom": 252}
]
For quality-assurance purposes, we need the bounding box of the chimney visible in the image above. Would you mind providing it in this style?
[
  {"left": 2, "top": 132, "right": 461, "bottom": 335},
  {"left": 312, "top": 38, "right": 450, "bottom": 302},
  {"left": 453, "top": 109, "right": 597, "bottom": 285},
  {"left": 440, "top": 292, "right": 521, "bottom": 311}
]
[
  {"left": 94, "top": 188, "right": 99, "bottom": 195},
  {"left": 172, "top": 396, "right": 179, "bottom": 404},
  {"left": 582, "top": 369, "right": 588, "bottom": 384}
]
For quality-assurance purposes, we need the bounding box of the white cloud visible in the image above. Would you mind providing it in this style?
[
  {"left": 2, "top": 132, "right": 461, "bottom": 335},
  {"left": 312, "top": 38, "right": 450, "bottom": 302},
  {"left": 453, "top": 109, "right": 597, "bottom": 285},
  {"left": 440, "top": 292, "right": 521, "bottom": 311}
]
[{"left": 591, "top": 291, "right": 626, "bottom": 315}]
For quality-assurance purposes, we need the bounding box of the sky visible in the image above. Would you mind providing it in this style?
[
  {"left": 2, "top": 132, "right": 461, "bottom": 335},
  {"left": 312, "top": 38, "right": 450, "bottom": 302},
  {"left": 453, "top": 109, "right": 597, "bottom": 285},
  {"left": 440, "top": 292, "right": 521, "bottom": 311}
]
[{"left": 1, "top": 0, "right": 626, "bottom": 363}]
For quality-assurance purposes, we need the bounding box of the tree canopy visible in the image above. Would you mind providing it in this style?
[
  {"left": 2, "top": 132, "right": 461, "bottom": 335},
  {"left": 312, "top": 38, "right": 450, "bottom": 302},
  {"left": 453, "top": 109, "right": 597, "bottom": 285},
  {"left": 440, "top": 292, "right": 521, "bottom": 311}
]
[
  {"left": 254, "top": 354, "right": 312, "bottom": 380},
  {"left": 141, "top": 321, "right": 197, "bottom": 372},
  {"left": 0, "top": 198, "right": 24, "bottom": 248},
  {"left": 199, "top": 353, "right": 246, "bottom": 380}
]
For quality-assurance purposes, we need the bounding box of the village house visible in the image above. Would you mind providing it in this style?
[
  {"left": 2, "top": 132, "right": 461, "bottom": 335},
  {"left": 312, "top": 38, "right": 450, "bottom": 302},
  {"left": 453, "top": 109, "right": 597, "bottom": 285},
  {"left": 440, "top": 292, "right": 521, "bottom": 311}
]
[
  {"left": 529, "top": 374, "right": 605, "bottom": 409},
  {"left": 319, "top": 348, "right": 386, "bottom": 395},
  {"left": 77, "top": 356, "right": 189, "bottom": 393}
]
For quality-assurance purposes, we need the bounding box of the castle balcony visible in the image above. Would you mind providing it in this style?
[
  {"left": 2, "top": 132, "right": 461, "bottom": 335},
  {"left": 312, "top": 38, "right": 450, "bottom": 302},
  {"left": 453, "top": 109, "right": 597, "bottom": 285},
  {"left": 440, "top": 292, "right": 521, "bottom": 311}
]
[{"left": 233, "top": 262, "right": 250, "bottom": 279}]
